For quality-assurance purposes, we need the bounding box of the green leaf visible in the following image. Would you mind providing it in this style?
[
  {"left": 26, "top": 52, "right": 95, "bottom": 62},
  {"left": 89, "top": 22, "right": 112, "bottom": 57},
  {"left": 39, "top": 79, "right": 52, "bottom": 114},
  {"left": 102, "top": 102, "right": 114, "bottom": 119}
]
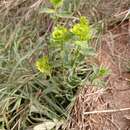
[
  {"left": 39, "top": 8, "right": 55, "bottom": 14},
  {"left": 56, "top": 11, "right": 73, "bottom": 18},
  {"left": 75, "top": 41, "right": 95, "bottom": 56},
  {"left": 80, "top": 46, "right": 95, "bottom": 56},
  {"left": 50, "top": 0, "right": 63, "bottom": 7}
]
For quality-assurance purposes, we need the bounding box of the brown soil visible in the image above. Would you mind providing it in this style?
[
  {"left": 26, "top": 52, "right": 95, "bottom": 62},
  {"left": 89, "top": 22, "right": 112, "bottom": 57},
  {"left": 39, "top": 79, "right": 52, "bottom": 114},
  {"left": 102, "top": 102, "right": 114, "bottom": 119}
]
[{"left": 65, "top": 20, "right": 130, "bottom": 130}]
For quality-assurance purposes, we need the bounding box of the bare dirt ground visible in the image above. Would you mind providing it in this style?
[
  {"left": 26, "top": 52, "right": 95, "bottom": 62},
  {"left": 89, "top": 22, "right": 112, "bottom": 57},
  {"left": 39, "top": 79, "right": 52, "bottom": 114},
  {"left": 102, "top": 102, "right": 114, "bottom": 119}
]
[{"left": 65, "top": 19, "right": 130, "bottom": 130}]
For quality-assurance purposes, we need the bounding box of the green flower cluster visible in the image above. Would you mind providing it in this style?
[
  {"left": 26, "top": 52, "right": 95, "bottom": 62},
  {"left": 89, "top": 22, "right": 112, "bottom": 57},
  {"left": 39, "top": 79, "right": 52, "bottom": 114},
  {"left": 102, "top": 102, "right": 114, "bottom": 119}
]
[
  {"left": 71, "top": 17, "right": 92, "bottom": 41},
  {"left": 36, "top": 56, "right": 51, "bottom": 74},
  {"left": 52, "top": 26, "right": 68, "bottom": 43},
  {"left": 51, "top": 17, "right": 92, "bottom": 44}
]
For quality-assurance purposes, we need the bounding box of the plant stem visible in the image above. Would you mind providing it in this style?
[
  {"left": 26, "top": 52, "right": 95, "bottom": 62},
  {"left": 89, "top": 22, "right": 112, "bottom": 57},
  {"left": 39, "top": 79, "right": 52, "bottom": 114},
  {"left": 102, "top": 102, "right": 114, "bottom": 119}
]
[{"left": 71, "top": 46, "right": 80, "bottom": 75}]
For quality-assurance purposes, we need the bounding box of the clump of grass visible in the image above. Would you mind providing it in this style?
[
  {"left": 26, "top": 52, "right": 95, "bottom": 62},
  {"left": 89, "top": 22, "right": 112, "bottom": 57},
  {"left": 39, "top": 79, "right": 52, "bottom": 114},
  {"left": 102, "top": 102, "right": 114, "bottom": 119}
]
[
  {"left": 0, "top": 0, "right": 109, "bottom": 129},
  {"left": 35, "top": 11, "right": 94, "bottom": 117}
]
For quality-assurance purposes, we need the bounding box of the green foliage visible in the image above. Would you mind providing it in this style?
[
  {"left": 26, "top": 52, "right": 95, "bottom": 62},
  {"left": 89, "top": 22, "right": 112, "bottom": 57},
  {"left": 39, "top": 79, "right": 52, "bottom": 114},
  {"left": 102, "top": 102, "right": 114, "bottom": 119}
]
[
  {"left": 98, "top": 66, "right": 110, "bottom": 77},
  {"left": 36, "top": 5, "right": 96, "bottom": 126},
  {"left": 50, "top": 0, "right": 63, "bottom": 7},
  {"left": 39, "top": 0, "right": 74, "bottom": 18},
  {"left": 0, "top": 0, "right": 109, "bottom": 129},
  {"left": 36, "top": 0, "right": 96, "bottom": 122},
  {"left": 40, "top": 8, "right": 56, "bottom": 14},
  {"left": 90, "top": 65, "right": 110, "bottom": 87}
]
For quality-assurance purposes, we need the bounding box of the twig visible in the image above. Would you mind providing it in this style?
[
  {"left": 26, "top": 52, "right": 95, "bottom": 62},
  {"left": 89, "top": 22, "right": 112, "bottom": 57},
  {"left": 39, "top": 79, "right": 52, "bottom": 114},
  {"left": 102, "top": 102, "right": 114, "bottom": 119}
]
[
  {"left": 107, "top": 9, "right": 130, "bottom": 27},
  {"left": 84, "top": 107, "right": 130, "bottom": 115}
]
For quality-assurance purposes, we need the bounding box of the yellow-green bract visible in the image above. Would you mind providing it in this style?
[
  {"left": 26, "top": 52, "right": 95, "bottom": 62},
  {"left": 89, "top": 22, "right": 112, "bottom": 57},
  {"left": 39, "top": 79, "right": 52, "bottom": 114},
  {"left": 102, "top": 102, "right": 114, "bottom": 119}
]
[
  {"left": 71, "top": 17, "right": 92, "bottom": 41},
  {"left": 52, "top": 26, "right": 68, "bottom": 43},
  {"left": 50, "top": 0, "right": 63, "bottom": 7},
  {"left": 36, "top": 56, "right": 51, "bottom": 74}
]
